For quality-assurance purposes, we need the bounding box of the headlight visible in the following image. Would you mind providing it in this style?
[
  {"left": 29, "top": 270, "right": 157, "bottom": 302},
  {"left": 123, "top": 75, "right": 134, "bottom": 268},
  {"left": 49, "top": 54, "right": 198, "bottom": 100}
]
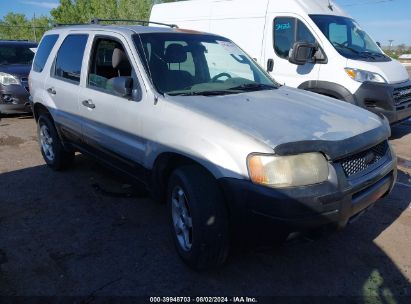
[
  {"left": 247, "top": 153, "right": 329, "bottom": 188},
  {"left": 0, "top": 72, "right": 19, "bottom": 85},
  {"left": 345, "top": 68, "right": 386, "bottom": 83}
]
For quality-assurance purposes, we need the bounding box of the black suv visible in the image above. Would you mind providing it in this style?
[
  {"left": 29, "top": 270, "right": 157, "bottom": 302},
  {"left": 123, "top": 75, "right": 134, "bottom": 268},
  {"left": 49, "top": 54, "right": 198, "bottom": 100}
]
[{"left": 0, "top": 40, "right": 37, "bottom": 115}]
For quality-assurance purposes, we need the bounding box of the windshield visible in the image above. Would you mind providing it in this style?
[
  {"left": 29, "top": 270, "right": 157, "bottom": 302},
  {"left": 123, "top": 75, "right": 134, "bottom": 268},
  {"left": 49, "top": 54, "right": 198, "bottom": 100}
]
[
  {"left": 0, "top": 44, "right": 36, "bottom": 65},
  {"left": 133, "top": 33, "right": 277, "bottom": 96},
  {"left": 310, "top": 15, "right": 390, "bottom": 62}
]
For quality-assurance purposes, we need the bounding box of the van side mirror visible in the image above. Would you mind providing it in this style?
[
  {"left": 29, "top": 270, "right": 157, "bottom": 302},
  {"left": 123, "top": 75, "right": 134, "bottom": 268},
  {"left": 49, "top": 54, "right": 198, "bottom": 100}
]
[
  {"left": 107, "top": 76, "right": 133, "bottom": 98},
  {"left": 288, "top": 42, "right": 316, "bottom": 65}
]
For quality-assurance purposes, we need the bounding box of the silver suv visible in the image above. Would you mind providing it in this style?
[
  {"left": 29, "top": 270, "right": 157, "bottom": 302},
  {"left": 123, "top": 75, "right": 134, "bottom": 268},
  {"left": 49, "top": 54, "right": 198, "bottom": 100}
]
[{"left": 29, "top": 21, "right": 397, "bottom": 270}]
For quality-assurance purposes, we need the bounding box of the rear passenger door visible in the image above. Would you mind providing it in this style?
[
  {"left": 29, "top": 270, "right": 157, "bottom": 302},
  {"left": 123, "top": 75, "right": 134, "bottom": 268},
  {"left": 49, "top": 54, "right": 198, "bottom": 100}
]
[
  {"left": 44, "top": 33, "right": 89, "bottom": 143},
  {"left": 78, "top": 33, "right": 146, "bottom": 175}
]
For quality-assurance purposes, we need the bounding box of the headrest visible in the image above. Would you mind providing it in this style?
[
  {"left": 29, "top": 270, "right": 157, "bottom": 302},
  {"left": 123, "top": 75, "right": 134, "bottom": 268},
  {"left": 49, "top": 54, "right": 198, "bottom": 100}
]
[
  {"left": 164, "top": 43, "right": 187, "bottom": 63},
  {"left": 112, "top": 48, "right": 129, "bottom": 69}
]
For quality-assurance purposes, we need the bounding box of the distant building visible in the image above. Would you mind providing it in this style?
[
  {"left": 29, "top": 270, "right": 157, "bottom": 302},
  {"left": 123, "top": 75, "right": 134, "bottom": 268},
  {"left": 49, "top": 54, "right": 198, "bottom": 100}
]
[
  {"left": 399, "top": 54, "right": 411, "bottom": 65},
  {"left": 399, "top": 54, "right": 411, "bottom": 59}
]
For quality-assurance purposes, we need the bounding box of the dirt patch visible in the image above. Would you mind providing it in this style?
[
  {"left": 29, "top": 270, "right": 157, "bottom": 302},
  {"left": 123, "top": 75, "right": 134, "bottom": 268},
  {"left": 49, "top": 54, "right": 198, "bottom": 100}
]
[
  {"left": 0, "top": 136, "right": 25, "bottom": 146},
  {"left": 398, "top": 157, "right": 411, "bottom": 170}
]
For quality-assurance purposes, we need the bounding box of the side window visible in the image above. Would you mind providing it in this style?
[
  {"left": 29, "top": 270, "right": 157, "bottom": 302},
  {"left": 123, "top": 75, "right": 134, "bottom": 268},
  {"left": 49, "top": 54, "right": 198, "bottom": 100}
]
[
  {"left": 274, "top": 17, "right": 295, "bottom": 59},
  {"left": 33, "top": 34, "right": 59, "bottom": 72},
  {"left": 297, "top": 20, "right": 316, "bottom": 44},
  {"left": 54, "top": 34, "right": 88, "bottom": 83},
  {"left": 88, "top": 37, "right": 134, "bottom": 96},
  {"left": 274, "top": 18, "right": 317, "bottom": 59}
]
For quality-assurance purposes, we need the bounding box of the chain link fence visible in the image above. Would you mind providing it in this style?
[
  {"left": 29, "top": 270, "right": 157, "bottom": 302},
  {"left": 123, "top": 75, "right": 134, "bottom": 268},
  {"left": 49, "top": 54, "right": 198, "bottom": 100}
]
[{"left": 0, "top": 24, "right": 52, "bottom": 42}]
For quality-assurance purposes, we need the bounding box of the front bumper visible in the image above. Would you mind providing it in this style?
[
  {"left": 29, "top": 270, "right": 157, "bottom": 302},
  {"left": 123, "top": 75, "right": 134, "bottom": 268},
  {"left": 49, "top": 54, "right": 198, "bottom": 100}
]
[
  {"left": 354, "top": 80, "right": 411, "bottom": 125},
  {"left": 0, "top": 83, "right": 31, "bottom": 114},
  {"left": 219, "top": 149, "right": 396, "bottom": 239}
]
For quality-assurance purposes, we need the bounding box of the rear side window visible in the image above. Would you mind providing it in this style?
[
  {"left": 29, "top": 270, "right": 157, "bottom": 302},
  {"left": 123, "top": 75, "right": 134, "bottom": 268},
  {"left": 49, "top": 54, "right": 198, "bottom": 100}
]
[
  {"left": 33, "top": 34, "right": 59, "bottom": 72},
  {"left": 274, "top": 18, "right": 316, "bottom": 59},
  {"left": 54, "top": 34, "right": 88, "bottom": 83}
]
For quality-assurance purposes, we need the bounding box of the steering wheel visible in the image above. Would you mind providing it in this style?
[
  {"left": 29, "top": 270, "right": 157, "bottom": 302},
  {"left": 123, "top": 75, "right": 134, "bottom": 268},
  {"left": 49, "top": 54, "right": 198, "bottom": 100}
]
[
  {"left": 333, "top": 41, "right": 348, "bottom": 47},
  {"left": 211, "top": 72, "right": 232, "bottom": 82}
]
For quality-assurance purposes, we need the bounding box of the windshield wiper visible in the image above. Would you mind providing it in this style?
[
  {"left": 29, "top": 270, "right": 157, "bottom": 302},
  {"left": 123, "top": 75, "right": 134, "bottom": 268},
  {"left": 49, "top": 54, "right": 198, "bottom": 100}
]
[
  {"left": 228, "top": 83, "right": 277, "bottom": 91},
  {"left": 167, "top": 90, "right": 239, "bottom": 96},
  {"left": 335, "top": 45, "right": 380, "bottom": 60},
  {"left": 361, "top": 51, "right": 388, "bottom": 59}
]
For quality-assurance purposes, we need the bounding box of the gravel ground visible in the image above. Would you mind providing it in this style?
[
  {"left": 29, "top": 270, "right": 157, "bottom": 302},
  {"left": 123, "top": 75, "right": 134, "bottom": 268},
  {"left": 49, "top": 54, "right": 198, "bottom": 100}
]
[{"left": 0, "top": 114, "right": 410, "bottom": 302}]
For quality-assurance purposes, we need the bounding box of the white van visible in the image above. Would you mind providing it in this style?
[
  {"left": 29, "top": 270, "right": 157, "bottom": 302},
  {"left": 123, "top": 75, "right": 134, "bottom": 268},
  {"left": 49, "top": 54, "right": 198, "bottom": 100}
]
[{"left": 150, "top": 0, "right": 411, "bottom": 124}]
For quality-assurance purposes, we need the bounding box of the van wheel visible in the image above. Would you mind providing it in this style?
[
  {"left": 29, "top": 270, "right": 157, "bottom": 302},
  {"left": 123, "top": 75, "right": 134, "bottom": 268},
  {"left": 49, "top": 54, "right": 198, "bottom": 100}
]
[
  {"left": 37, "top": 115, "right": 74, "bottom": 170},
  {"left": 167, "top": 165, "right": 229, "bottom": 270}
]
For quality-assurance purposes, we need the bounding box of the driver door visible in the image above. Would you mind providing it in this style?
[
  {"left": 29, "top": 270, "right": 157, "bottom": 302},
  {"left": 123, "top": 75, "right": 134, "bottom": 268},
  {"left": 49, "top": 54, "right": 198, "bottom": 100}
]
[{"left": 263, "top": 14, "right": 321, "bottom": 88}]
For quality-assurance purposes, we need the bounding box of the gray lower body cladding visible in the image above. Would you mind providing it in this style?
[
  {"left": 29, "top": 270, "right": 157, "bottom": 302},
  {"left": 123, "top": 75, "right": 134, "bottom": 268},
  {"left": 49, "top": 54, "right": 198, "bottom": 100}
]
[{"left": 354, "top": 80, "right": 411, "bottom": 125}]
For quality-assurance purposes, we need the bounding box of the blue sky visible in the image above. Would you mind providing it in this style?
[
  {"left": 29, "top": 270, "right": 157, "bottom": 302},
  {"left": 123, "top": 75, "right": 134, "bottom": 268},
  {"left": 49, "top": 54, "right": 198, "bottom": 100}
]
[{"left": 0, "top": 0, "right": 410, "bottom": 45}]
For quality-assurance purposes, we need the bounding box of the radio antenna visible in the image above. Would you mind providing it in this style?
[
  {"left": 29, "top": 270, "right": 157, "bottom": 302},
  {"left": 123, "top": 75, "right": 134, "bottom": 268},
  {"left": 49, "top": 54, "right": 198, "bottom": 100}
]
[{"left": 328, "top": 0, "right": 334, "bottom": 11}]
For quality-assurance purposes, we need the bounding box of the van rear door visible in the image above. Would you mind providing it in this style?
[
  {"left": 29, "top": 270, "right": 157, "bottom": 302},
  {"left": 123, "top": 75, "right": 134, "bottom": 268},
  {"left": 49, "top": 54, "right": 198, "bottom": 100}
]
[{"left": 263, "top": 14, "right": 321, "bottom": 87}]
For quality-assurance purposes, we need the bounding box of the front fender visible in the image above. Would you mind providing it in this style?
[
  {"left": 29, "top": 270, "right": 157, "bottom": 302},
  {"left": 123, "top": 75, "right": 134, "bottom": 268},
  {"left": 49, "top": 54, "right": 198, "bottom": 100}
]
[{"left": 145, "top": 128, "right": 256, "bottom": 180}]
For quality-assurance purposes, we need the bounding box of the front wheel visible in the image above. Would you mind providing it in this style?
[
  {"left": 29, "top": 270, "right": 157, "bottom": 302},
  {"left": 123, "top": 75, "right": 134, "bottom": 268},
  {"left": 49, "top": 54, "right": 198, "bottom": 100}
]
[
  {"left": 37, "top": 115, "right": 74, "bottom": 170},
  {"left": 167, "top": 165, "right": 229, "bottom": 270}
]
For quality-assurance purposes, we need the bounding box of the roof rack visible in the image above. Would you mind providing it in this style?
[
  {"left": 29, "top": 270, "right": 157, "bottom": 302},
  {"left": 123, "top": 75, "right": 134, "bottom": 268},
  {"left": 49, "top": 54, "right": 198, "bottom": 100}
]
[
  {"left": 90, "top": 18, "right": 179, "bottom": 28},
  {"left": 53, "top": 23, "right": 87, "bottom": 27}
]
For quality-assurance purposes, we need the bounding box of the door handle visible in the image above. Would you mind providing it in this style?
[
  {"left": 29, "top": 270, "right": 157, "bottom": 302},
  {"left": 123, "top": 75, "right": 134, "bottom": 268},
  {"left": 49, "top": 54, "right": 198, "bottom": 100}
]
[
  {"left": 47, "top": 87, "right": 56, "bottom": 95},
  {"left": 82, "top": 99, "right": 96, "bottom": 109},
  {"left": 267, "top": 59, "right": 274, "bottom": 72}
]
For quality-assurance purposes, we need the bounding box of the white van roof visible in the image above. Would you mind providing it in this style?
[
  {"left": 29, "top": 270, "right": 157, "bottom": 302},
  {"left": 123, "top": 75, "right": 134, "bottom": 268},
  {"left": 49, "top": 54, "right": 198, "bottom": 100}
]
[
  {"left": 151, "top": 0, "right": 349, "bottom": 21},
  {"left": 269, "top": 0, "right": 348, "bottom": 16}
]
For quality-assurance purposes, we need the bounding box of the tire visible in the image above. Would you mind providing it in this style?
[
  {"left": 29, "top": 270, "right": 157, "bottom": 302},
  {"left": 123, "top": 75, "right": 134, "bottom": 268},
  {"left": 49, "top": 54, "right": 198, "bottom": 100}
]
[
  {"left": 37, "top": 115, "right": 74, "bottom": 170},
  {"left": 167, "top": 165, "right": 229, "bottom": 270}
]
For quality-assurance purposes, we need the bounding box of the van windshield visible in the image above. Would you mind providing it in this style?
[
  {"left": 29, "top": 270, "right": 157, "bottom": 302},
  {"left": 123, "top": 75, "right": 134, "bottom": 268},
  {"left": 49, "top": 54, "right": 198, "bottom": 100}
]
[
  {"left": 0, "top": 44, "right": 36, "bottom": 65},
  {"left": 133, "top": 33, "right": 277, "bottom": 96},
  {"left": 310, "top": 15, "right": 391, "bottom": 62}
]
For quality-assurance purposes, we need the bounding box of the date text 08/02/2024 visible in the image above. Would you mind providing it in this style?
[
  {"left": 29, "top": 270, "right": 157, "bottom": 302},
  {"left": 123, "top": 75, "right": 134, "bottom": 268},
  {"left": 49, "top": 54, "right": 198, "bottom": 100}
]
[{"left": 149, "top": 297, "right": 258, "bottom": 303}]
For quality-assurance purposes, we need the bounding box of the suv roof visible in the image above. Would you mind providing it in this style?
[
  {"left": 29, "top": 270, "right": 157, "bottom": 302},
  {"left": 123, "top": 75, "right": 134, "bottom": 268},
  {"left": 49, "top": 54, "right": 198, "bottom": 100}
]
[{"left": 47, "top": 23, "right": 209, "bottom": 36}]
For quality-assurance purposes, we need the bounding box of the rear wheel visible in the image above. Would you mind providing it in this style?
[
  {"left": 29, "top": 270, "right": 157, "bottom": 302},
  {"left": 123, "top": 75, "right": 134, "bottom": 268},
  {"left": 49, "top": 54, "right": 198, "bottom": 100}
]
[
  {"left": 37, "top": 115, "right": 74, "bottom": 170},
  {"left": 167, "top": 165, "right": 229, "bottom": 270}
]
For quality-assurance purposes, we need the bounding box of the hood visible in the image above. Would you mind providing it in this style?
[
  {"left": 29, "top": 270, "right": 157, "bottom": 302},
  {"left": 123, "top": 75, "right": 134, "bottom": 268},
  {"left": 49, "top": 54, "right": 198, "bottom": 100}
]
[
  {"left": 0, "top": 64, "right": 31, "bottom": 77},
  {"left": 346, "top": 58, "right": 409, "bottom": 84},
  {"left": 166, "top": 86, "right": 385, "bottom": 150}
]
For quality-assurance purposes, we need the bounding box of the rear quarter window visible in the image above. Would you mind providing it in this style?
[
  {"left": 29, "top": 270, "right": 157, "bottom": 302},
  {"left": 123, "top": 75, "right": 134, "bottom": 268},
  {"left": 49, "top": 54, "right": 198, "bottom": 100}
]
[
  {"left": 54, "top": 34, "right": 88, "bottom": 83},
  {"left": 32, "top": 34, "right": 59, "bottom": 73}
]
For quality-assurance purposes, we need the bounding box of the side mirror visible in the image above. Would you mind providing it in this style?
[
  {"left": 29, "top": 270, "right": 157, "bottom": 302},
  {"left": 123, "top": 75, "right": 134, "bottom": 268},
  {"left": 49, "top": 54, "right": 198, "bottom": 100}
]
[
  {"left": 107, "top": 76, "right": 133, "bottom": 97},
  {"left": 288, "top": 41, "right": 316, "bottom": 65}
]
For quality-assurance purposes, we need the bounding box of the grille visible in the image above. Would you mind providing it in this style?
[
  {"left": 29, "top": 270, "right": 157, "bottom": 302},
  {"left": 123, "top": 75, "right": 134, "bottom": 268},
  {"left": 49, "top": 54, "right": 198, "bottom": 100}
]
[
  {"left": 340, "top": 141, "right": 388, "bottom": 177},
  {"left": 393, "top": 85, "right": 411, "bottom": 107}
]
